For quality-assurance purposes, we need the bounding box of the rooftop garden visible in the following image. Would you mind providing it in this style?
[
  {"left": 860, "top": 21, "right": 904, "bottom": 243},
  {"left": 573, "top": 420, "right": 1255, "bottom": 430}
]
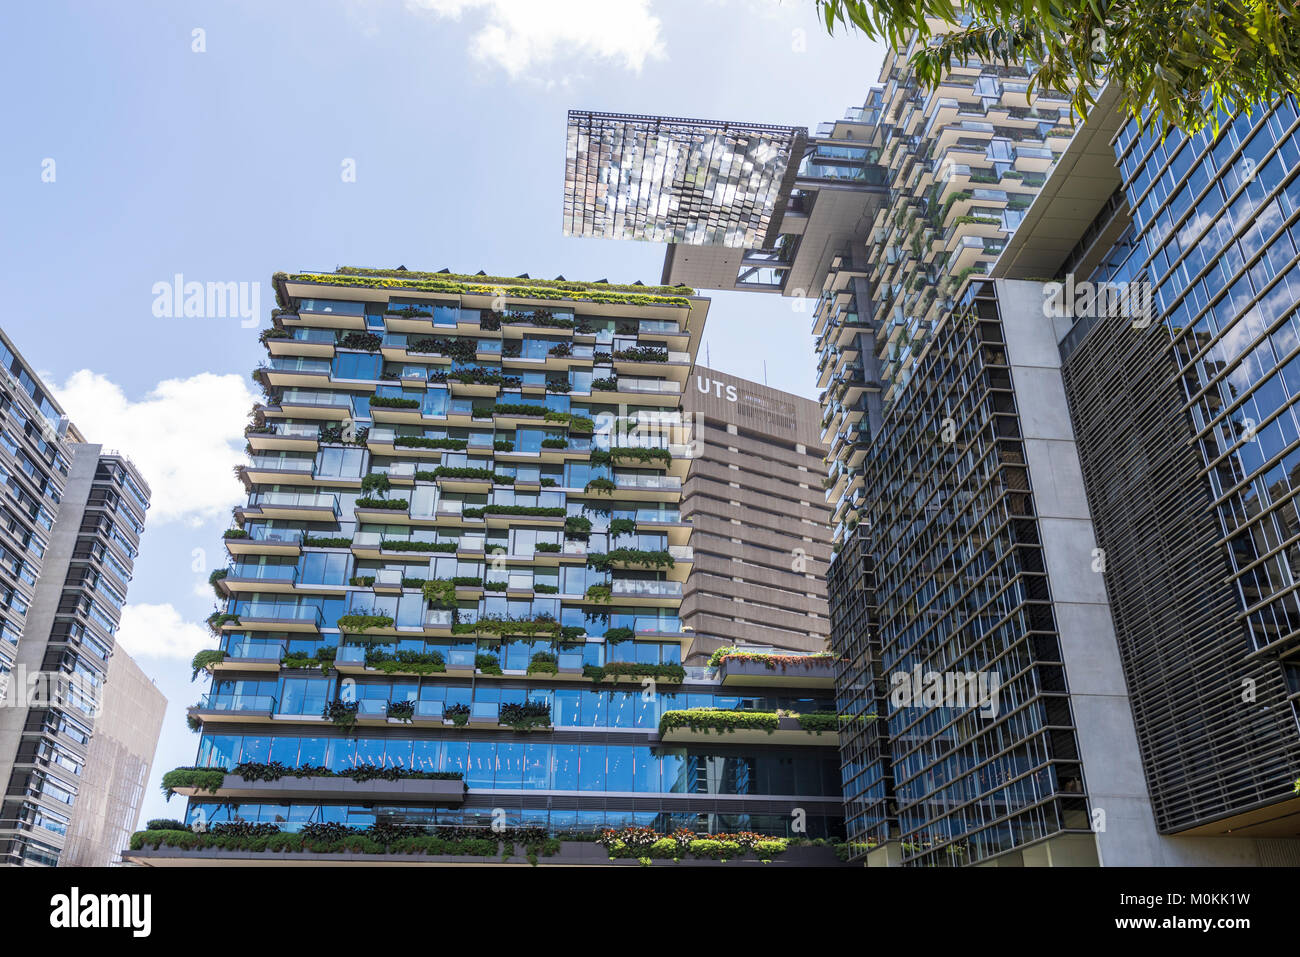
[{"left": 277, "top": 271, "right": 693, "bottom": 309}]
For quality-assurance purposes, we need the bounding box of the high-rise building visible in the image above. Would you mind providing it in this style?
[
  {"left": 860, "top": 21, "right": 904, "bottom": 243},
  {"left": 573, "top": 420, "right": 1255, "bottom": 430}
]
[
  {"left": 58, "top": 649, "right": 166, "bottom": 866},
  {"left": 679, "top": 366, "right": 832, "bottom": 660},
  {"left": 990, "top": 85, "right": 1300, "bottom": 849},
  {"left": 129, "top": 269, "right": 847, "bottom": 866},
  {"left": 561, "top": 41, "right": 1300, "bottom": 865},
  {"left": 0, "top": 327, "right": 158, "bottom": 867}
]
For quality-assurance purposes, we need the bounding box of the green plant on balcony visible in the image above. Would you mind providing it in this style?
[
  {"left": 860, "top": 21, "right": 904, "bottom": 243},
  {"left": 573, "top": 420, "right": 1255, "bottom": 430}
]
[
  {"left": 282, "top": 649, "right": 336, "bottom": 676},
  {"left": 527, "top": 651, "right": 559, "bottom": 675},
  {"left": 369, "top": 395, "right": 421, "bottom": 409},
  {"left": 258, "top": 327, "right": 291, "bottom": 342},
  {"left": 539, "top": 478, "right": 558, "bottom": 487},
  {"left": 501, "top": 340, "right": 521, "bottom": 357},
  {"left": 590, "top": 446, "right": 671, "bottom": 466},
  {"left": 492, "top": 402, "right": 550, "bottom": 417},
  {"left": 540, "top": 437, "right": 568, "bottom": 449},
  {"left": 453, "top": 615, "right": 558, "bottom": 638},
  {"left": 475, "top": 653, "right": 503, "bottom": 675},
  {"left": 584, "top": 477, "right": 616, "bottom": 495},
  {"left": 612, "top": 346, "right": 668, "bottom": 362},
  {"left": 160, "top": 766, "right": 227, "bottom": 800},
  {"left": 380, "top": 540, "right": 457, "bottom": 552},
  {"left": 421, "top": 578, "right": 458, "bottom": 607},
  {"left": 586, "top": 549, "right": 674, "bottom": 571},
  {"left": 189, "top": 649, "right": 226, "bottom": 681},
  {"left": 543, "top": 411, "right": 594, "bottom": 433},
  {"left": 493, "top": 439, "right": 515, "bottom": 452},
  {"left": 548, "top": 342, "right": 572, "bottom": 358},
  {"left": 431, "top": 465, "right": 494, "bottom": 481},
  {"left": 499, "top": 701, "right": 551, "bottom": 730},
  {"left": 223, "top": 528, "right": 249, "bottom": 539},
  {"left": 355, "top": 496, "right": 408, "bottom": 510},
  {"left": 444, "top": 703, "right": 471, "bottom": 725},
  {"left": 564, "top": 515, "right": 591, "bottom": 536},
  {"left": 386, "top": 700, "right": 416, "bottom": 722},
  {"left": 208, "top": 568, "right": 228, "bottom": 598},
  {"left": 591, "top": 377, "right": 618, "bottom": 391},
  {"left": 659, "top": 709, "right": 780, "bottom": 735},
  {"left": 365, "top": 648, "right": 447, "bottom": 674},
  {"left": 533, "top": 583, "right": 558, "bottom": 594},
  {"left": 323, "top": 699, "right": 360, "bottom": 728},
  {"left": 706, "top": 649, "right": 835, "bottom": 671},
  {"left": 206, "top": 611, "right": 239, "bottom": 633},
  {"left": 584, "top": 584, "right": 612, "bottom": 604},
  {"left": 462, "top": 507, "right": 486, "bottom": 519},
  {"left": 608, "top": 518, "right": 637, "bottom": 538},
  {"left": 304, "top": 535, "right": 353, "bottom": 548},
  {"left": 359, "top": 472, "right": 392, "bottom": 499},
  {"left": 350, "top": 575, "right": 376, "bottom": 587},
  {"left": 337, "top": 613, "right": 394, "bottom": 632},
  {"left": 603, "top": 626, "right": 635, "bottom": 644},
  {"left": 546, "top": 374, "right": 571, "bottom": 393},
  {"left": 484, "top": 504, "right": 566, "bottom": 518},
  {"left": 386, "top": 304, "right": 434, "bottom": 319},
  {"left": 394, "top": 436, "right": 468, "bottom": 450},
  {"left": 505, "top": 308, "right": 575, "bottom": 329},
  {"left": 336, "top": 332, "right": 383, "bottom": 352},
  {"left": 584, "top": 661, "right": 685, "bottom": 683},
  {"left": 534, "top": 542, "right": 563, "bottom": 554},
  {"left": 484, "top": 581, "right": 508, "bottom": 592}
]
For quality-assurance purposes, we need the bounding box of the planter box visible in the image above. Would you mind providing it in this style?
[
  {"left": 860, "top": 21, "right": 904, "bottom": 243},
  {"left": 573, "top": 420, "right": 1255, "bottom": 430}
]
[
  {"left": 717, "top": 657, "right": 836, "bottom": 689},
  {"left": 168, "top": 773, "right": 466, "bottom": 805}
]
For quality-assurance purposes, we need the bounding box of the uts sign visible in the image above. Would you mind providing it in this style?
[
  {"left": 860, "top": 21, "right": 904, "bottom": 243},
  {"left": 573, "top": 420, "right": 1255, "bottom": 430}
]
[{"left": 695, "top": 375, "right": 738, "bottom": 402}]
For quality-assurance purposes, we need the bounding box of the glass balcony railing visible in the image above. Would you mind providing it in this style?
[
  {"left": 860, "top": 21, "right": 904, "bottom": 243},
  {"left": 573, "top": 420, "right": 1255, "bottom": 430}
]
[
  {"left": 228, "top": 564, "right": 298, "bottom": 584},
  {"left": 290, "top": 328, "right": 335, "bottom": 344},
  {"left": 356, "top": 700, "right": 388, "bottom": 719},
  {"left": 613, "top": 474, "right": 681, "bottom": 490},
  {"left": 248, "top": 491, "right": 340, "bottom": 515},
  {"left": 197, "top": 693, "right": 276, "bottom": 713},
  {"left": 234, "top": 603, "right": 325, "bottom": 627},
  {"left": 471, "top": 701, "right": 500, "bottom": 722},
  {"left": 248, "top": 456, "right": 313, "bottom": 473},
  {"left": 244, "top": 527, "right": 305, "bottom": 540},
  {"left": 267, "top": 357, "right": 331, "bottom": 374},
  {"left": 221, "top": 637, "right": 287, "bottom": 659},
  {"left": 374, "top": 569, "right": 404, "bottom": 587},
  {"left": 415, "top": 700, "right": 444, "bottom": 719},
  {"left": 446, "top": 647, "right": 475, "bottom": 667},
  {"left": 336, "top": 645, "right": 367, "bottom": 666},
  {"left": 557, "top": 651, "right": 584, "bottom": 671},
  {"left": 425, "top": 609, "right": 456, "bottom": 628},
  {"left": 611, "top": 579, "right": 683, "bottom": 599}
]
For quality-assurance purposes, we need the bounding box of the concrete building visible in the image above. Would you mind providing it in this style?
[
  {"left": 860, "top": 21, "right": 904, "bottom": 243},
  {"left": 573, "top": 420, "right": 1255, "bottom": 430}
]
[
  {"left": 679, "top": 366, "right": 832, "bottom": 661},
  {"left": 0, "top": 327, "right": 157, "bottom": 867},
  {"left": 59, "top": 649, "right": 166, "bottom": 866}
]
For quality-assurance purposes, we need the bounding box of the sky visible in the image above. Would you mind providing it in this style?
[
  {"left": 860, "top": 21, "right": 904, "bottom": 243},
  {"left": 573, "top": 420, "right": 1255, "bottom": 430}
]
[{"left": 0, "top": 0, "right": 885, "bottom": 826}]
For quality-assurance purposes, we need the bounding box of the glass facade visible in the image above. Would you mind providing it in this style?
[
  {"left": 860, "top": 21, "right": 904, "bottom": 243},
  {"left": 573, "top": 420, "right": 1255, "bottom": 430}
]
[
  {"left": 172, "top": 270, "right": 847, "bottom": 858},
  {"left": 564, "top": 111, "right": 805, "bottom": 248}
]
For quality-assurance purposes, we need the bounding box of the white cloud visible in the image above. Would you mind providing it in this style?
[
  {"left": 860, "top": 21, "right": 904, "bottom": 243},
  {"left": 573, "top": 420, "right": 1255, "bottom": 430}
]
[
  {"left": 404, "top": 0, "right": 665, "bottom": 78},
  {"left": 116, "top": 603, "right": 213, "bottom": 661},
  {"left": 52, "top": 371, "right": 257, "bottom": 527}
]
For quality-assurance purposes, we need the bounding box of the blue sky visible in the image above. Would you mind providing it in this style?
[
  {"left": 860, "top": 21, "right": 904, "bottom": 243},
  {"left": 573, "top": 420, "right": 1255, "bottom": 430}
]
[{"left": 0, "top": 0, "right": 883, "bottom": 825}]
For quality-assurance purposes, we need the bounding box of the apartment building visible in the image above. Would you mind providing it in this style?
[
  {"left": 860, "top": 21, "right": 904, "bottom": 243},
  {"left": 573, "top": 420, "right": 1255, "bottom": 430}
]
[
  {"left": 990, "top": 86, "right": 1300, "bottom": 854},
  {"left": 679, "top": 366, "right": 832, "bottom": 660},
  {"left": 0, "top": 327, "right": 159, "bottom": 867},
  {"left": 128, "top": 268, "right": 847, "bottom": 866}
]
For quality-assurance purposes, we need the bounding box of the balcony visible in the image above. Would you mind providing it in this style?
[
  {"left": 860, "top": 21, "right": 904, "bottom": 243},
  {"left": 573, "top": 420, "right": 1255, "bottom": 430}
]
[
  {"left": 189, "top": 693, "right": 276, "bottom": 723},
  {"left": 715, "top": 654, "right": 837, "bottom": 689},
  {"left": 243, "top": 491, "right": 339, "bottom": 522},
  {"left": 610, "top": 579, "right": 683, "bottom": 605},
  {"left": 223, "top": 527, "right": 303, "bottom": 558},
  {"left": 164, "top": 770, "right": 466, "bottom": 805},
  {"left": 231, "top": 603, "right": 325, "bottom": 633},
  {"left": 222, "top": 563, "right": 299, "bottom": 594},
  {"left": 215, "top": 637, "right": 287, "bottom": 672}
]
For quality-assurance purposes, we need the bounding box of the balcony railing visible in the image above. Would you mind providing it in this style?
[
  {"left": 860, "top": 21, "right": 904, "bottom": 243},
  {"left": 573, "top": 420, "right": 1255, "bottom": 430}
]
[
  {"left": 235, "top": 604, "right": 325, "bottom": 627},
  {"left": 197, "top": 693, "right": 276, "bottom": 713},
  {"left": 222, "top": 638, "right": 287, "bottom": 659},
  {"left": 611, "top": 579, "right": 683, "bottom": 599},
  {"left": 248, "top": 491, "right": 340, "bottom": 516}
]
